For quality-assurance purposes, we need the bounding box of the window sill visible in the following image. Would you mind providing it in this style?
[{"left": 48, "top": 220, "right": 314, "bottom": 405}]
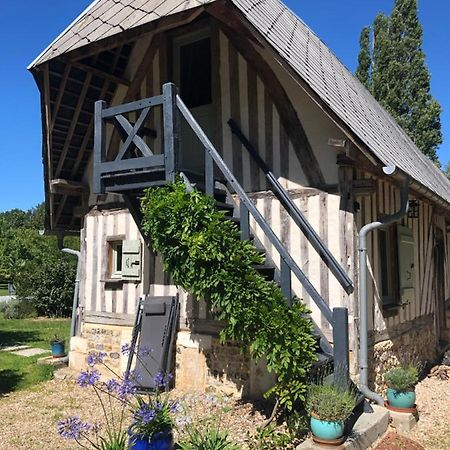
[
  {"left": 382, "top": 304, "right": 401, "bottom": 317},
  {"left": 102, "top": 278, "right": 124, "bottom": 286}
]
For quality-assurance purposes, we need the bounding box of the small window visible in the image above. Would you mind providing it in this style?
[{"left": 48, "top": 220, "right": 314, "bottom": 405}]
[
  {"left": 110, "top": 241, "right": 123, "bottom": 279},
  {"left": 379, "top": 224, "right": 414, "bottom": 309}
]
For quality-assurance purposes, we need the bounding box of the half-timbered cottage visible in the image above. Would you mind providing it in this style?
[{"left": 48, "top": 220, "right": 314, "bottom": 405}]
[{"left": 29, "top": 0, "right": 450, "bottom": 396}]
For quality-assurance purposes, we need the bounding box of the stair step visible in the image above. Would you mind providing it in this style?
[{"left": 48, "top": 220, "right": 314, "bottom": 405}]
[{"left": 253, "top": 264, "right": 275, "bottom": 281}]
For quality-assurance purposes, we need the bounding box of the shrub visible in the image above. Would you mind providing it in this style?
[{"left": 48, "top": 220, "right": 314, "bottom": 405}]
[
  {"left": 140, "top": 180, "right": 317, "bottom": 410},
  {"left": 306, "top": 383, "right": 357, "bottom": 422},
  {"left": 384, "top": 366, "right": 418, "bottom": 391},
  {"left": 0, "top": 298, "right": 36, "bottom": 319}
]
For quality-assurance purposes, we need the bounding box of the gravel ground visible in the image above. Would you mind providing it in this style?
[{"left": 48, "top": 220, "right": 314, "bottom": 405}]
[
  {"left": 409, "top": 370, "right": 450, "bottom": 450},
  {"left": 0, "top": 368, "right": 448, "bottom": 450},
  {"left": 0, "top": 372, "right": 274, "bottom": 450}
]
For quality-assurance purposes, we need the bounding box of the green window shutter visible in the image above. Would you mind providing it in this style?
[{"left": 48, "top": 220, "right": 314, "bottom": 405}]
[
  {"left": 397, "top": 225, "right": 414, "bottom": 304},
  {"left": 122, "top": 240, "right": 141, "bottom": 280}
]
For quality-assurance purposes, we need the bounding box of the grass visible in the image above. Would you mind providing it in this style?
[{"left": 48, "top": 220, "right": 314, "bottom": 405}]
[
  {"left": 0, "top": 288, "right": 9, "bottom": 296},
  {"left": 0, "top": 316, "right": 70, "bottom": 394}
]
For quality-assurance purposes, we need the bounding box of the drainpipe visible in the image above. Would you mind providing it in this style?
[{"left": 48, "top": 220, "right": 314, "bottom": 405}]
[
  {"left": 62, "top": 248, "right": 80, "bottom": 339},
  {"left": 358, "top": 166, "right": 410, "bottom": 405}
]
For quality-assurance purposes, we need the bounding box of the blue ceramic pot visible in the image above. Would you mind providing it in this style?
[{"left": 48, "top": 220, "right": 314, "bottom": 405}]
[
  {"left": 51, "top": 342, "right": 65, "bottom": 358},
  {"left": 149, "top": 431, "right": 173, "bottom": 450},
  {"left": 310, "top": 415, "right": 344, "bottom": 441},
  {"left": 387, "top": 388, "right": 416, "bottom": 409},
  {"left": 129, "top": 436, "right": 149, "bottom": 450},
  {"left": 129, "top": 431, "right": 173, "bottom": 450}
]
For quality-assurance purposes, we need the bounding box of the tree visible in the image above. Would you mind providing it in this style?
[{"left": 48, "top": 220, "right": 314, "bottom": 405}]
[
  {"left": 356, "top": 26, "right": 371, "bottom": 89},
  {"left": 355, "top": 0, "right": 442, "bottom": 163},
  {"left": 0, "top": 204, "right": 78, "bottom": 317}
]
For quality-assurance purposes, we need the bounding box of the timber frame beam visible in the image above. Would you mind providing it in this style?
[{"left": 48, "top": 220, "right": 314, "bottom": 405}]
[{"left": 207, "top": 2, "right": 326, "bottom": 188}]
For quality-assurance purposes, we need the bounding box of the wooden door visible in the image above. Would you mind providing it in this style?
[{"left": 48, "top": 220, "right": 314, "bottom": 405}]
[{"left": 173, "top": 29, "right": 215, "bottom": 175}]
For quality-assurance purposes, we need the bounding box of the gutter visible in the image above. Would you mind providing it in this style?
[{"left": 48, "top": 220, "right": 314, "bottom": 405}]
[{"left": 358, "top": 166, "right": 410, "bottom": 405}]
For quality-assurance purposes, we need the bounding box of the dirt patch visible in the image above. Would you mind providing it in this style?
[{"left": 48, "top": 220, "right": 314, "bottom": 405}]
[{"left": 373, "top": 432, "right": 424, "bottom": 450}]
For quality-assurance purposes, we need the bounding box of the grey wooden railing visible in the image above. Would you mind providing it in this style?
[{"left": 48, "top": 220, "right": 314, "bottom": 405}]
[{"left": 93, "top": 82, "right": 350, "bottom": 385}]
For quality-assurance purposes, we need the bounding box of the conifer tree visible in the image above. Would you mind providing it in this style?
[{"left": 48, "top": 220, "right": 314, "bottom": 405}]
[
  {"left": 356, "top": 26, "right": 371, "bottom": 89},
  {"left": 355, "top": 0, "right": 442, "bottom": 162}
]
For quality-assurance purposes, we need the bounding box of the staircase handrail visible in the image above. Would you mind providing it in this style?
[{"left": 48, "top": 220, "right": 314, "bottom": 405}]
[{"left": 227, "top": 119, "right": 353, "bottom": 295}]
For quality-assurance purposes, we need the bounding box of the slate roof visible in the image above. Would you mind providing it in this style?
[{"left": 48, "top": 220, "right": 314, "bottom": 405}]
[{"left": 30, "top": 0, "right": 450, "bottom": 206}]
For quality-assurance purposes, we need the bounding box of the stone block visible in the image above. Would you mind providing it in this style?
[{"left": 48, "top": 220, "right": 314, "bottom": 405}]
[
  {"left": 389, "top": 410, "right": 418, "bottom": 433},
  {"left": 70, "top": 336, "right": 88, "bottom": 353}
]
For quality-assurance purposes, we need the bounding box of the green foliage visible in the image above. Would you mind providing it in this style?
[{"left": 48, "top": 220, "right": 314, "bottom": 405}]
[
  {"left": 306, "top": 383, "right": 357, "bottom": 422},
  {"left": 384, "top": 366, "right": 418, "bottom": 391},
  {"left": 129, "top": 394, "right": 175, "bottom": 439},
  {"left": 355, "top": 0, "right": 442, "bottom": 162},
  {"left": 0, "top": 298, "right": 36, "bottom": 319},
  {"left": 0, "top": 203, "right": 78, "bottom": 317},
  {"left": 355, "top": 26, "right": 371, "bottom": 89},
  {"left": 98, "top": 430, "right": 129, "bottom": 450},
  {"left": 176, "top": 426, "right": 240, "bottom": 450},
  {"left": 140, "top": 180, "right": 317, "bottom": 410}
]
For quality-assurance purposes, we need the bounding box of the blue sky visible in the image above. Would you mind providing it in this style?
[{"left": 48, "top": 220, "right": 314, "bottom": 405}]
[{"left": 0, "top": 0, "right": 448, "bottom": 212}]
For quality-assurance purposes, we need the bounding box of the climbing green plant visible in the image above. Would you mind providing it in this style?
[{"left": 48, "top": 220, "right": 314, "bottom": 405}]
[{"left": 140, "top": 180, "right": 317, "bottom": 410}]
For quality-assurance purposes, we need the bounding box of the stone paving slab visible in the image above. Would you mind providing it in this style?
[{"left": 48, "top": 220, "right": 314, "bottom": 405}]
[
  {"left": 0, "top": 345, "right": 30, "bottom": 352},
  {"left": 11, "top": 348, "right": 49, "bottom": 357}
]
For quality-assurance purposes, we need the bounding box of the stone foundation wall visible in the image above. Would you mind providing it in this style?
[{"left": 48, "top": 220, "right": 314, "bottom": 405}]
[
  {"left": 370, "top": 316, "right": 438, "bottom": 393},
  {"left": 69, "top": 322, "right": 133, "bottom": 376},
  {"left": 175, "top": 330, "right": 275, "bottom": 398}
]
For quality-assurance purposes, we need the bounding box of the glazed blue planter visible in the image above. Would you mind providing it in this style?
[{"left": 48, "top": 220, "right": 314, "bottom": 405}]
[
  {"left": 310, "top": 415, "right": 344, "bottom": 440},
  {"left": 387, "top": 388, "right": 416, "bottom": 409},
  {"left": 148, "top": 431, "right": 173, "bottom": 450},
  {"left": 51, "top": 342, "right": 65, "bottom": 358},
  {"left": 129, "top": 436, "right": 149, "bottom": 450},
  {"left": 129, "top": 431, "right": 173, "bottom": 450}
]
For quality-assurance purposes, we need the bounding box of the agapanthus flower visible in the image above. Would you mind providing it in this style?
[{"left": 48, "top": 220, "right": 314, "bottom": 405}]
[
  {"left": 121, "top": 343, "right": 132, "bottom": 355},
  {"left": 87, "top": 351, "right": 106, "bottom": 367},
  {"left": 118, "top": 378, "right": 137, "bottom": 399},
  {"left": 129, "top": 369, "right": 143, "bottom": 383},
  {"left": 169, "top": 400, "right": 181, "bottom": 413},
  {"left": 77, "top": 369, "right": 100, "bottom": 388},
  {"left": 134, "top": 403, "right": 156, "bottom": 424},
  {"left": 153, "top": 372, "right": 173, "bottom": 389},
  {"left": 139, "top": 345, "right": 153, "bottom": 357},
  {"left": 105, "top": 378, "right": 120, "bottom": 393},
  {"left": 175, "top": 415, "right": 192, "bottom": 427},
  {"left": 57, "top": 416, "right": 90, "bottom": 440}
]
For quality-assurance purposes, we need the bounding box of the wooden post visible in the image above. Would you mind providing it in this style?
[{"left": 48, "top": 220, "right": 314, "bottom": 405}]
[
  {"left": 93, "top": 100, "right": 107, "bottom": 194},
  {"left": 240, "top": 201, "right": 250, "bottom": 241},
  {"left": 281, "top": 257, "right": 292, "bottom": 304},
  {"left": 332, "top": 307, "right": 350, "bottom": 389},
  {"left": 162, "top": 83, "right": 179, "bottom": 182}
]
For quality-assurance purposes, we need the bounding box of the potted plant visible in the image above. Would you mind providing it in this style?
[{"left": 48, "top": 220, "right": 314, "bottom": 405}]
[
  {"left": 129, "top": 385, "right": 176, "bottom": 450},
  {"left": 306, "top": 382, "right": 357, "bottom": 445},
  {"left": 50, "top": 334, "right": 65, "bottom": 358},
  {"left": 384, "top": 365, "right": 418, "bottom": 411}
]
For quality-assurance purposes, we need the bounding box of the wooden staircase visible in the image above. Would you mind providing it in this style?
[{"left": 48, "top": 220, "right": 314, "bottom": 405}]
[{"left": 93, "top": 82, "right": 354, "bottom": 387}]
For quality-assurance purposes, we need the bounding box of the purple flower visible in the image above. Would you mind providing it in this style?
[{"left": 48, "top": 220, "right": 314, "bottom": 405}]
[
  {"left": 169, "top": 401, "right": 181, "bottom": 413},
  {"left": 134, "top": 403, "right": 156, "bottom": 424},
  {"left": 129, "top": 369, "right": 143, "bottom": 383},
  {"left": 121, "top": 343, "right": 132, "bottom": 355},
  {"left": 77, "top": 369, "right": 100, "bottom": 388},
  {"left": 87, "top": 351, "right": 106, "bottom": 367},
  {"left": 139, "top": 346, "right": 153, "bottom": 357},
  {"left": 57, "top": 416, "right": 90, "bottom": 440},
  {"left": 105, "top": 378, "right": 119, "bottom": 393},
  {"left": 153, "top": 372, "right": 173, "bottom": 389},
  {"left": 118, "top": 378, "right": 137, "bottom": 399}
]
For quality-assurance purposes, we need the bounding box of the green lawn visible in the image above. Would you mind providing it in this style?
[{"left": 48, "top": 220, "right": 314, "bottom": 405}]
[
  {"left": 0, "top": 288, "right": 8, "bottom": 296},
  {"left": 0, "top": 317, "right": 70, "bottom": 394}
]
